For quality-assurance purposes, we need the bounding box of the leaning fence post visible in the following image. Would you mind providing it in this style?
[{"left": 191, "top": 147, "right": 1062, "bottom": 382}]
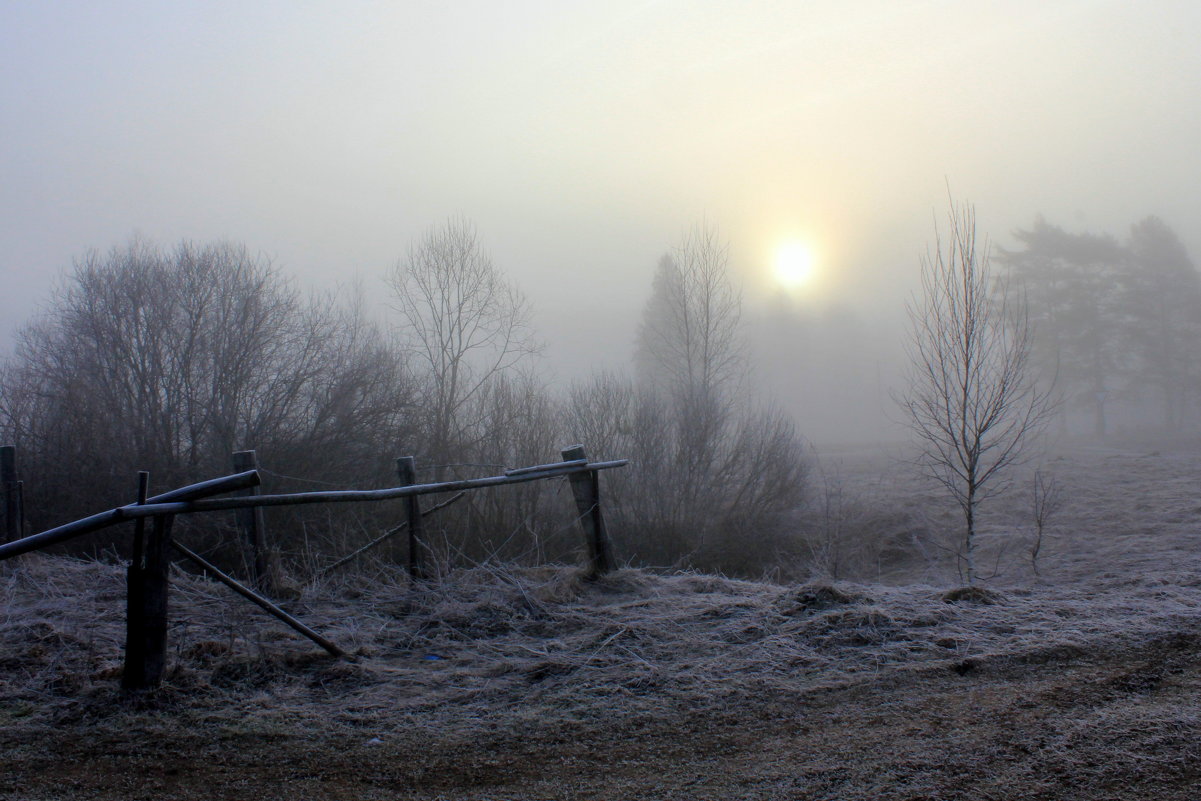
[
  {"left": 561, "top": 445, "right": 614, "bottom": 576},
  {"left": 232, "top": 450, "right": 271, "bottom": 589},
  {"left": 1, "top": 446, "right": 20, "bottom": 543},
  {"left": 397, "top": 456, "right": 426, "bottom": 580}
]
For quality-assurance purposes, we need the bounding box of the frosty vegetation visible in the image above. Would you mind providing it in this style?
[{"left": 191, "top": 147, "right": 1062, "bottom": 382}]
[
  {"left": 0, "top": 221, "right": 804, "bottom": 578},
  {"left": 0, "top": 207, "right": 1197, "bottom": 584},
  {"left": 4, "top": 448, "right": 1201, "bottom": 798}
]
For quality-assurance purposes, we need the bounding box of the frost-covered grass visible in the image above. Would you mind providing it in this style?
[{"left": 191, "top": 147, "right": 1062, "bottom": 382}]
[
  {"left": 804, "top": 442, "right": 1201, "bottom": 588},
  {"left": 3, "top": 506, "right": 1201, "bottom": 737},
  {"left": 3, "top": 446, "right": 1201, "bottom": 798}
]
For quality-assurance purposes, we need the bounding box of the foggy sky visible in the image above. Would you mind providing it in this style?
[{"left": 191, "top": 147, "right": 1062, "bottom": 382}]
[{"left": 3, "top": 0, "right": 1200, "bottom": 442}]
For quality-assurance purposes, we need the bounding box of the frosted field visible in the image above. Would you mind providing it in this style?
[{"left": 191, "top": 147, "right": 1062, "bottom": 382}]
[{"left": 2, "top": 446, "right": 1200, "bottom": 800}]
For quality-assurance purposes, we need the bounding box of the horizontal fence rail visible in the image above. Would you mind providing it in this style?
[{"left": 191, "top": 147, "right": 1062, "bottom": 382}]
[
  {"left": 0, "top": 460, "right": 624, "bottom": 562},
  {"left": 91, "top": 459, "right": 628, "bottom": 520},
  {"left": 503, "top": 458, "right": 587, "bottom": 477},
  {"left": 0, "top": 471, "right": 260, "bottom": 561}
]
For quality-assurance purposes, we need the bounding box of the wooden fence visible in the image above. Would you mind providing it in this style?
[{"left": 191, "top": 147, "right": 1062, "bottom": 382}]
[{"left": 0, "top": 444, "right": 626, "bottom": 690}]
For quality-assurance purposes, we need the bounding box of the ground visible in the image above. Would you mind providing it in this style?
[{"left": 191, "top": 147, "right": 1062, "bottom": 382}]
[{"left": 2, "top": 445, "right": 1201, "bottom": 799}]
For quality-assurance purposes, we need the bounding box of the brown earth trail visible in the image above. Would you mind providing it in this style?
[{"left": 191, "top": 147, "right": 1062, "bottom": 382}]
[{"left": 4, "top": 631, "right": 1199, "bottom": 800}]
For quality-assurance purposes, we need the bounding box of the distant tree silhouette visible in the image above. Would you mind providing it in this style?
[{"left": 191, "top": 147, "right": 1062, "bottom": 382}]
[
  {"left": 998, "top": 215, "right": 1201, "bottom": 436},
  {"left": 1123, "top": 216, "right": 1201, "bottom": 432},
  {"left": 635, "top": 223, "right": 747, "bottom": 517},
  {"left": 996, "top": 219, "right": 1126, "bottom": 437},
  {"left": 568, "top": 221, "right": 808, "bottom": 572}
]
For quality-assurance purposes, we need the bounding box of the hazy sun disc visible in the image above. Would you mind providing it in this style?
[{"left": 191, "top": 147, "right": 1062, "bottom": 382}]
[{"left": 774, "top": 242, "right": 816, "bottom": 289}]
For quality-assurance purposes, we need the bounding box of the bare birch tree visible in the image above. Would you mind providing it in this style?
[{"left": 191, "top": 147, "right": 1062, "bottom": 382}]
[{"left": 901, "top": 200, "right": 1055, "bottom": 584}]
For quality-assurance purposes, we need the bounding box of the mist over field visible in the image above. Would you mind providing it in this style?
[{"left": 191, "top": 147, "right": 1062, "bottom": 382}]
[
  {"left": 5, "top": 3, "right": 1201, "bottom": 799},
  {"left": 4, "top": 2, "right": 1201, "bottom": 445}
]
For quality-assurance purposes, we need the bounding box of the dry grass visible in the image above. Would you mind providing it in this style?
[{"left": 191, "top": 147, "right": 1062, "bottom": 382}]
[
  {"left": 3, "top": 549, "right": 1200, "bottom": 738},
  {"left": 3, "top": 445, "right": 1201, "bottom": 798}
]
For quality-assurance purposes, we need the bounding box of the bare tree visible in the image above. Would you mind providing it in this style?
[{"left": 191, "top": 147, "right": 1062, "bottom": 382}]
[
  {"left": 0, "top": 238, "right": 415, "bottom": 541},
  {"left": 563, "top": 222, "right": 805, "bottom": 573},
  {"left": 387, "top": 218, "right": 539, "bottom": 477},
  {"left": 634, "top": 223, "right": 749, "bottom": 520},
  {"left": 900, "top": 200, "right": 1056, "bottom": 584},
  {"left": 636, "top": 223, "right": 745, "bottom": 407},
  {"left": 452, "top": 368, "right": 564, "bottom": 560},
  {"left": 565, "top": 368, "right": 805, "bottom": 573},
  {"left": 1029, "top": 468, "right": 1062, "bottom": 576}
]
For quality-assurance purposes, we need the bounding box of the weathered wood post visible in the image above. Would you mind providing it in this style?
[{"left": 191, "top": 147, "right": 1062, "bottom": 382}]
[
  {"left": 561, "top": 445, "right": 614, "bottom": 577},
  {"left": 122, "top": 472, "right": 150, "bottom": 690},
  {"left": 1, "top": 445, "right": 20, "bottom": 543},
  {"left": 113, "top": 470, "right": 261, "bottom": 689},
  {"left": 14, "top": 482, "right": 24, "bottom": 539},
  {"left": 139, "top": 512, "right": 175, "bottom": 687},
  {"left": 397, "top": 456, "right": 426, "bottom": 580},
  {"left": 123, "top": 472, "right": 174, "bottom": 690},
  {"left": 232, "top": 450, "right": 270, "bottom": 589}
]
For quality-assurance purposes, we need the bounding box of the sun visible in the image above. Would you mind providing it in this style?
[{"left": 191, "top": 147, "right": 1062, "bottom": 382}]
[{"left": 773, "top": 241, "right": 816, "bottom": 290}]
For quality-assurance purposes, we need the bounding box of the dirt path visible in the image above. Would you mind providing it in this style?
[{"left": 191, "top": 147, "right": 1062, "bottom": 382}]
[{"left": 6, "top": 633, "right": 1199, "bottom": 801}]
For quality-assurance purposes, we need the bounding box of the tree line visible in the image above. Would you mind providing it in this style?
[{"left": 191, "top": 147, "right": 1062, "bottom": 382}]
[
  {"left": 998, "top": 215, "right": 1201, "bottom": 437},
  {"left": 7, "top": 210, "right": 1190, "bottom": 583},
  {"left": 0, "top": 222, "right": 805, "bottom": 576}
]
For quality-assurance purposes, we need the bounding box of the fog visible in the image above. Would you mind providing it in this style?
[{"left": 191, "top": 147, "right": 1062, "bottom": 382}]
[{"left": 4, "top": 0, "right": 1201, "bottom": 444}]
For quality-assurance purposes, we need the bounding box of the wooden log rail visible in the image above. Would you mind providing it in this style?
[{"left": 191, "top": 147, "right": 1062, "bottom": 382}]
[
  {"left": 114, "top": 455, "right": 626, "bottom": 581},
  {"left": 0, "top": 471, "right": 261, "bottom": 561},
  {"left": 172, "top": 541, "right": 346, "bottom": 658},
  {"left": 106, "top": 458, "right": 628, "bottom": 520},
  {"left": 0, "top": 460, "right": 625, "bottom": 566}
]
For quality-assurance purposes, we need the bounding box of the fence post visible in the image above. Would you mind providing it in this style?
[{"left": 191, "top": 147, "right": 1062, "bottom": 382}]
[
  {"left": 122, "top": 472, "right": 151, "bottom": 690},
  {"left": 561, "top": 445, "right": 614, "bottom": 577},
  {"left": 123, "top": 471, "right": 174, "bottom": 690},
  {"left": 1, "top": 446, "right": 20, "bottom": 543},
  {"left": 397, "top": 456, "right": 426, "bottom": 580},
  {"left": 232, "top": 450, "right": 271, "bottom": 589},
  {"left": 15, "top": 482, "right": 24, "bottom": 540},
  {"left": 140, "top": 513, "right": 174, "bottom": 687}
]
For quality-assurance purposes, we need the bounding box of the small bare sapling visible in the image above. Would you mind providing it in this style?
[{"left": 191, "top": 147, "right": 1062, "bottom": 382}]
[{"left": 1030, "top": 469, "right": 1062, "bottom": 575}]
